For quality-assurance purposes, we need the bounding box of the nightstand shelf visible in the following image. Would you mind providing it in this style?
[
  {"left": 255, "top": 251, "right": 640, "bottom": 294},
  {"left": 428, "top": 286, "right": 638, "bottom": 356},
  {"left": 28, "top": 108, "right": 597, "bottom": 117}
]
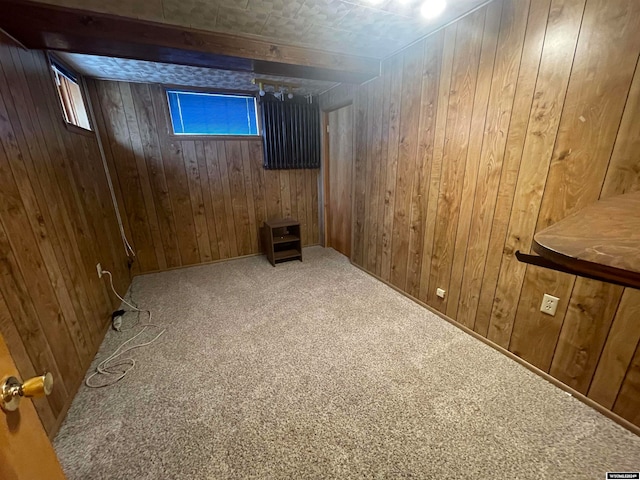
[{"left": 273, "top": 234, "right": 300, "bottom": 245}]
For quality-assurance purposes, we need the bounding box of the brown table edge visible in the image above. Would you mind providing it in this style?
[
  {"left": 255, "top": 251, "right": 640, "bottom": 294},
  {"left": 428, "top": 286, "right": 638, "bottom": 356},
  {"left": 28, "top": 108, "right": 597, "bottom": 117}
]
[{"left": 528, "top": 240, "right": 640, "bottom": 290}]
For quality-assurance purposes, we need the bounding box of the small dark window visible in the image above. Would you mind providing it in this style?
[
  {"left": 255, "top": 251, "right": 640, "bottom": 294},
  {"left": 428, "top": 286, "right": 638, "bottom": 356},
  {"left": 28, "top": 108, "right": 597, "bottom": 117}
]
[
  {"left": 166, "top": 90, "right": 259, "bottom": 136},
  {"left": 260, "top": 94, "right": 320, "bottom": 169},
  {"left": 50, "top": 59, "right": 91, "bottom": 131}
]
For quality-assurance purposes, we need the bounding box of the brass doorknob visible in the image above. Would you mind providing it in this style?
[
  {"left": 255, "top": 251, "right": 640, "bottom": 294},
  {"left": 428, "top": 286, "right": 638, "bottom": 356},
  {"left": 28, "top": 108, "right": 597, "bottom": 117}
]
[{"left": 1, "top": 373, "right": 54, "bottom": 412}]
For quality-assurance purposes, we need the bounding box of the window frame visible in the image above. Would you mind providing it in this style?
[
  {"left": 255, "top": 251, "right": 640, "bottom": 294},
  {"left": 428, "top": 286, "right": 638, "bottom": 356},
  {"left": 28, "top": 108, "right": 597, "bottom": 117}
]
[
  {"left": 162, "top": 85, "right": 261, "bottom": 140},
  {"left": 47, "top": 53, "right": 94, "bottom": 136}
]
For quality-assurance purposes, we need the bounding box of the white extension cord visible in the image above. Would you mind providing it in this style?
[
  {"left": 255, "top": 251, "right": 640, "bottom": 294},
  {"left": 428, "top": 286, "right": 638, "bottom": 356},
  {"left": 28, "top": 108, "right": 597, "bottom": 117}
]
[{"left": 85, "top": 270, "right": 166, "bottom": 388}]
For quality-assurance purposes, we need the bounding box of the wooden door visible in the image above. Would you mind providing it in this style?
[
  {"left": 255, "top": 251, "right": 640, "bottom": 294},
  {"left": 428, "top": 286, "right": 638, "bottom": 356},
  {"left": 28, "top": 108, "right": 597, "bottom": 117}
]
[
  {"left": 325, "top": 104, "right": 354, "bottom": 257},
  {"left": 0, "top": 332, "right": 66, "bottom": 480}
]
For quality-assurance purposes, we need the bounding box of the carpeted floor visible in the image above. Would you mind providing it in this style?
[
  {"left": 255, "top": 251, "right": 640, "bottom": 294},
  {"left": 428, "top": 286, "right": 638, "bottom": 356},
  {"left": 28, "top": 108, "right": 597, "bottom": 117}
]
[{"left": 54, "top": 247, "right": 640, "bottom": 479}]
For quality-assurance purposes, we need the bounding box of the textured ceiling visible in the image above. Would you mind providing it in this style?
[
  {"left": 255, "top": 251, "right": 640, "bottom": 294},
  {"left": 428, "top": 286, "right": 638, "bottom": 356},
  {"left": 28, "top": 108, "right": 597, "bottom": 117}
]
[
  {"left": 35, "top": 0, "right": 490, "bottom": 58},
  {"left": 45, "top": 0, "right": 490, "bottom": 91},
  {"left": 57, "top": 52, "right": 338, "bottom": 95}
]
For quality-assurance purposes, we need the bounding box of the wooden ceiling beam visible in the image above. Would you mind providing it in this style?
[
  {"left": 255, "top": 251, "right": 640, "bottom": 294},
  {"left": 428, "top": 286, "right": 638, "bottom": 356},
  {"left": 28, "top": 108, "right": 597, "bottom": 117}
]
[{"left": 0, "top": 0, "right": 380, "bottom": 84}]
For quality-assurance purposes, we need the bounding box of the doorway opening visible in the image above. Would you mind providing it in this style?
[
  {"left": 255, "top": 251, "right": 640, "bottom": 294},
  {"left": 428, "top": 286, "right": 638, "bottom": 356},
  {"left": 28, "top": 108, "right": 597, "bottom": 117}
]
[{"left": 323, "top": 103, "right": 354, "bottom": 258}]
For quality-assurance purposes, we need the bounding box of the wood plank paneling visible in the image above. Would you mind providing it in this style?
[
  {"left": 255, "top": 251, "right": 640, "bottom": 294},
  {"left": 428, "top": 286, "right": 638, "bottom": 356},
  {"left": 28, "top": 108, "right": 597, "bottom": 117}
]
[
  {"left": 446, "top": 0, "right": 502, "bottom": 318},
  {"left": 311, "top": 164, "right": 319, "bottom": 245},
  {"left": 389, "top": 43, "right": 424, "bottom": 291},
  {"left": 366, "top": 79, "right": 383, "bottom": 273},
  {"left": 419, "top": 27, "right": 454, "bottom": 304},
  {"left": 361, "top": 82, "right": 374, "bottom": 268},
  {"left": 182, "top": 140, "right": 213, "bottom": 263},
  {"left": 549, "top": 279, "right": 623, "bottom": 392},
  {"left": 91, "top": 79, "right": 320, "bottom": 273},
  {"left": 326, "top": 0, "right": 640, "bottom": 429},
  {"left": 241, "top": 142, "right": 259, "bottom": 253},
  {"left": 0, "top": 34, "right": 130, "bottom": 435},
  {"left": 487, "top": 0, "right": 586, "bottom": 348},
  {"left": 588, "top": 289, "right": 640, "bottom": 408},
  {"left": 1, "top": 49, "right": 92, "bottom": 367},
  {"left": 281, "top": 171, "right": 292, "bottom": 218},
  {"left": 216, "top": 141, "right": 240, "bottom": 259},
  {"left": 352, "top": 84, "right": 369, "bottom": 267},
  {"left": 513, "top": 0, "right": 640, "bottom": 378},
  {"left": 119, "top": 82, "right": 166, "bottom": 270},
  {"left": 93, "top": 81, "right": 159, "bottom": 272},
  {"left": 406, "top": 34, "right": 441, "bottom": 299},
  {"left": 380, "top": 55, "right": 403, "bottom": 281},
  {"left": 248, "top": 141, "right": 268, "bottom": 248},
  {"left": 601, "top": 60, "right": 640, "bottom": 197},
  {"left": 196, "top": 141, "right": 220, "bottom": 261},
  {"left": 129, "top": 83, "right": 181, "bottom": 268},
  {"left": 614, "top": 343, "right": 640, "bottom": 426},
  {"left": 375, "top": 65, "right": 392, "bottom": 279},
  {"left": 327, "top": 104, "right": 353, "bottom": 257},
  {"left": 203, "top": 142, "right": 230, "bottom": 258},
  {"left": 456, "top": 0, "right": 531, "bottom": 329},
  {"left": 226, "top": 141, "right": 251, "bottom": 257},
  {"left": 426, "top": 9, "right": 485, "bottom": 311},
  {"left": 474, "top": 0, "right": 552, "bottom": 338}
]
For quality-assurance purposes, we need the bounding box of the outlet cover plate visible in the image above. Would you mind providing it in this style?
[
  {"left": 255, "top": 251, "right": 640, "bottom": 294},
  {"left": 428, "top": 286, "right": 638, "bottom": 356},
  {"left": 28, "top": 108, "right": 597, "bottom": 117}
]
[
  {"left": 436, "top": 288, "right": 446, "bottom": 299},
  {"left": 540, "top": 293, "right": 559, "bottom": 316}
]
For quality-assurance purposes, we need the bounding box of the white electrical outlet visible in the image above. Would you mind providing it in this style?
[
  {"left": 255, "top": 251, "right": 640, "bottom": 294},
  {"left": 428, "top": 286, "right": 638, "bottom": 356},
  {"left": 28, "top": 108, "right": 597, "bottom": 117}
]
[
  {"left": 96, "top": 263, "right": 102, "bottom": 278},
  {"left": 540, "top": 293, "right": 559, "bottom": 316},
  {"left": 436, "top": 288, "right": 446, "bottom": 299}
]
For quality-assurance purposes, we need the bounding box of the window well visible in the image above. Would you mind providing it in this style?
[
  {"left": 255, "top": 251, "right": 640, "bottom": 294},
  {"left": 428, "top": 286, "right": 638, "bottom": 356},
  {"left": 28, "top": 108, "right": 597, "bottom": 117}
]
[{"left": 166, "top": 90, "right": 259, "bottom": 136}]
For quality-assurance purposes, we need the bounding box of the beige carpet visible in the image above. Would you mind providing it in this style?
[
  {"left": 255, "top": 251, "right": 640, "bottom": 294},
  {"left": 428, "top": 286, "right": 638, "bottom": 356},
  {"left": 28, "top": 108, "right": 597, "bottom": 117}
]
[{"left": 54, "top": 247, "right": 640, "bottom": 479}]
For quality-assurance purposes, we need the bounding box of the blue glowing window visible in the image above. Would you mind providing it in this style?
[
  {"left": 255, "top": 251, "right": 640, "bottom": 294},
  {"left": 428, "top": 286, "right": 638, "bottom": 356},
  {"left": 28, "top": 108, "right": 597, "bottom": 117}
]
[{"left": 166, "top": 90, "right": 258, "bottom": 136}]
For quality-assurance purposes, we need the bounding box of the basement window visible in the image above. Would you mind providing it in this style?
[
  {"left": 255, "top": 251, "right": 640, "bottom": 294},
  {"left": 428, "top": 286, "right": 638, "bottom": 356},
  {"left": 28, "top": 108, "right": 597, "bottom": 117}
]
[
  {"left": 166, "top": 90, "right": 259, "bottom": 136},
  {"left": 50, "top": 59, "right": 91, "bottom": 131}
]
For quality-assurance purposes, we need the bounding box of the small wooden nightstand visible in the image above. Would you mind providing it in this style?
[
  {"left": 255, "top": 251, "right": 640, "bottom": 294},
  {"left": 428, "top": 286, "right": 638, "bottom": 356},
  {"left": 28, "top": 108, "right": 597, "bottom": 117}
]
[{"left": 262, "top": 218, "right": 302, "bottom": 267}]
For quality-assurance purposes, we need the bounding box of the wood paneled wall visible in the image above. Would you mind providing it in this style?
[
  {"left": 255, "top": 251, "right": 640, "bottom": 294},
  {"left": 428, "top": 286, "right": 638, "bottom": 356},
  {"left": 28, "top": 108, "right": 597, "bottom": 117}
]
[
  {"left": 0, "top": 35, "right": 130, "bottom": 435},
  {"left": 322, "top": 0, "right": 640, "bottom": 428},
  {"left": 88, "top": 80, "right": 320, "bottom": 274}
]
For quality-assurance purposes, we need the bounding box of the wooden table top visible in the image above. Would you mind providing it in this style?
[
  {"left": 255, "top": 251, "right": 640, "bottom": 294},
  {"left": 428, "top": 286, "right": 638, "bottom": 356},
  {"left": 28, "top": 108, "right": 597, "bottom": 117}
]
[
  {"left": 533, "top": 191, "right": 640, "bottom": 289},
  {"left": 265, "top": 217, "right": 299, "bottom": 228}
]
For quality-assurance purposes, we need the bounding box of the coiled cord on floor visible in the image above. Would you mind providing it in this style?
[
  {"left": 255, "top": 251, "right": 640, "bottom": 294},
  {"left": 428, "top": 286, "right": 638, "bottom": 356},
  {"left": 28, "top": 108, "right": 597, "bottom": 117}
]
[{"left": 85, "top": 270, "right": 166, "bottom": 388}]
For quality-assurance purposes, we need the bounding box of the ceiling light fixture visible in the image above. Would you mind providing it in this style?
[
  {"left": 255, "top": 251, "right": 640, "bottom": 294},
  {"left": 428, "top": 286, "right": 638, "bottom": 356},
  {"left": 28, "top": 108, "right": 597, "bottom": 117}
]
[{"left": 420, "top": 0, "right": 446, "bottom": 19}]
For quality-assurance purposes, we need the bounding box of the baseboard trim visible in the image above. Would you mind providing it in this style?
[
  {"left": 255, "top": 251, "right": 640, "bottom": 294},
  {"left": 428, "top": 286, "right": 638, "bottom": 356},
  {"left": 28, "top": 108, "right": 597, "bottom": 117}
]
[
  {"left": 132, "top": 253, "right": 262, "bottom": 277},
  {"left": 350, "top": 260, "right": 640, "bottom": 437},
  {"left": 131, "top": 244, "right": 322, "bottom": 277}
]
